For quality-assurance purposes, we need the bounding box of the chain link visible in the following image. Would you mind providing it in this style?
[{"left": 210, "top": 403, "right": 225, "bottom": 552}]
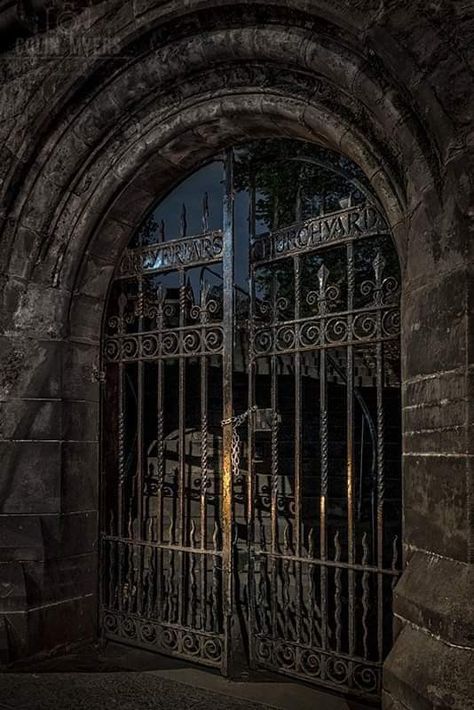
[{"left": 222, "top": 405, "right": 258, "bottom": 480}]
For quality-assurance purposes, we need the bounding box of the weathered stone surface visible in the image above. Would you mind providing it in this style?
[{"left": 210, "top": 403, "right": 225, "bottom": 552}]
[
  {"left": 0, "top": 441, "right": 61, "bottom": 514},
  {"left": 393, "top": 551, "right": 474, "bottom": 648},
  {"left": 60, "top": 442, "right": 98, "bottom": 513},
  {"left": 384, "top": 624, "right": 474, "bottom": 710},
  {"left": 403, "top": 453, "right": 470, "bottom": 562}
]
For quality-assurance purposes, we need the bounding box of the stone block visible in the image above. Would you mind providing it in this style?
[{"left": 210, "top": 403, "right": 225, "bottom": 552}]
[
  {"left": 0, "top": 561, "right": 27, "bottom": 612},
  {"left": 21, "top": 553, "right": 98, "bottom": 607},
  {"left": 75, "top": 252, "right": 115, "bottom": 301},
  {"left": 384, "top": 623, "right": 474, "bottom": 710},
  {"left": 0, "top": 336, "right": 62, "bottom": 401},
  {"left": 393, "top": 551, "right": 474, "bottom": 647},
  {"left": 0, "top": 398, "right": 62, "bottom": 441},
  {"left": 68, "top": 293, "right": 103, "bottom": 343},
  {"left": 402, "top": 270, "right": 468, "bottom": 379},
  {"left": 61, "top": 340, "right": 100, "bottom": 402},
  {"left": 38, "top": 512, "right": 98, "bottom": 560},
  {"left": 60, "top": 441, "right": 99, "bottom": 513},
  {"left": 61, "top": 400, "right": 99, "bottom": 443},
  {"left": 403, "top": 454, "right": 469, "bottom": 562},
  {"left": 88, "top": 216, "right": 131, "bottom": 264},
  {"left": 0, "top": 515, "right": 45, "bottom": 562},
  {"left": 0, "top": 441, "right": 61, "bottom": 514},
  {"left": 403, "top": 425, "right": 468, "bottom": 456},
  {"left": 2, "top": 593, "right": 97, "bottom": 661}
]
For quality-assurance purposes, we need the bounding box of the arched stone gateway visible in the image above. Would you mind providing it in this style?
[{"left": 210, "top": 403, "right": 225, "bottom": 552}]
[{"left": 0, "top": 3, "right": 472, "bottom": 709}]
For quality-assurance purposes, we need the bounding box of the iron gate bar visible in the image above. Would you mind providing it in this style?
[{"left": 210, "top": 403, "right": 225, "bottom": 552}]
[
  {"left": 221, "top": 146, "right": 239, "bottom": 675},
  {"left": 346, "top": 239, "right": 355, "bottom": 676}
]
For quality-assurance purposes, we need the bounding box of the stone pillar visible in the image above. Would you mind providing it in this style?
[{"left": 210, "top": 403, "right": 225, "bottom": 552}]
[
  {"left": 0, "top": 315, "right": 100, "bottom": 661},
  {"left": 382, "top": 192, "right": 474, "bottom": 708}
]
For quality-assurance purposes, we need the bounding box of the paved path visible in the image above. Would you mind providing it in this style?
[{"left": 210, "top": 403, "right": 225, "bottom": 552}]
[
  {"left": 1, "top": 644, "right": 371, "bottom": 710},
  {"left": 0, "top": 672, "right": 269, "bottom": 710}
]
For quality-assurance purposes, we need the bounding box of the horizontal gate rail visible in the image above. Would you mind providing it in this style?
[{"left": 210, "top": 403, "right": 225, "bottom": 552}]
[
  {"left": 102, "top": 535, "right": 223, "bottom": 557},
  {"left": 253, "top": 550, "right": 400, "bottom": 577}
]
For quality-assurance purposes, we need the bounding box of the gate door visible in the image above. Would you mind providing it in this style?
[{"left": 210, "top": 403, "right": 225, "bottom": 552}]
[
  {"left": 101, "top": 140, "right": 402, "bottom": 701},
  {"left": 101, "top": 151, "right": 238, "bottom": 673},
  {"left": 243, "top": 144, "right": 402, "bottom": 698}
]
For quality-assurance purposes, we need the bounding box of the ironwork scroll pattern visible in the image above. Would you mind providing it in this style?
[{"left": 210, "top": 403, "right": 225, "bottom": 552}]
[
  {"left": 102, "top": 610, "right": 223, "bottom": 667},
  {"left": 252, "top": 306, "right": 399, "bottom": 357},
  {"left": 104, "top": 325, "right": 224, "bottom": 362}
]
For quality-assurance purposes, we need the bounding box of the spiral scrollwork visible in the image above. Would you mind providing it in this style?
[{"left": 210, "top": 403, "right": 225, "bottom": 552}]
[
  {"left": 382, "top": 308, "right": 400, "bottom": 337},
  {"left": 353, "top": 664, "right": 379, "bottom": 693},
  {"left": 352, "top": 312, "right": 377, "bottom": 341},
  {"left": 121, "top": 615, "right": 137, "bottom": 639},
  {"left": 254, "top": 328, "right": 273, "bottom": 354},
  {"left": 122, "top": 337, "right": 139, "bottom": 359},
  {"left": 300, "top": 649, "right": 322, "bottom": 678},
  {"left": 140, "top": 621, "right": 158, "bottom": 644},
  {"left": 202, "top": 638, "right": 222, "bottom": 662},
  {"left": 182, "top": 632, "right": 201, "bottom": 656},
  {"left": 255, "top": 637, "right": 272, "bottom": 663},
  {"left": 326, "top": 656, "right": 349, "bottom": 684},
  {"left": 276, "top": 324, "right": 296, "bottom": 350},
  {"left": 299, "top": 320, "right": 321, "bottom": 348},
  {"left": 103, "top": 611, "right": 119, "bottom": 634},
  {"left": 325, "top": 316, "right": 349, "bottom": 344},
  {"left": 275, "top": 641, "right": 296, "bottom": 670},
  {"left": 104, "top": 338, "right": 120, "bottom": 361}
]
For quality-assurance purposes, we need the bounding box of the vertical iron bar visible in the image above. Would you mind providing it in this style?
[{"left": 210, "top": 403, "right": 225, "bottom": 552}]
[
  {"left": 200, "top": 278, "right": 209, "bottom": 629},
  {"left": 247, "top": 176, "right": 257, "bottom": 667},
  {"left": 347, "top": 241, "right": 355, "bottom": 676},
  {"left": 156, "top": 356, "right": 164, "bottom": 620},
  {"left": 178, "top": 269, "right": 187, "bottom": 627},
  {"left": 294, "top": 255, "right": 302, "bottom": 649},
  {"left": 319, "top": 305, "right": 328, "bottom": 662},
  {"left": 117, "top": 292, "right": 127, "bottom": 612},
  {"left": 137, "top": 278, "right": 144, "bottom": 535},
  {"left": 136, "top": 276, "right": 145, "bottom": 616},
  {"left": 376, "top": 340, "right": 384, "bottom": 661},
  {"left": 270, "top": 270, "right": 279, "bottom": 645},
  {"left": 222, "top": 147, "right": 238, "bottom": 675}
]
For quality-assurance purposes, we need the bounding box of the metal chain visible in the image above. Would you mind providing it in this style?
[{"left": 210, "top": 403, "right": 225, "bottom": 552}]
[{"left": 222, "top": 405, "right": 258, "bottom": 480}]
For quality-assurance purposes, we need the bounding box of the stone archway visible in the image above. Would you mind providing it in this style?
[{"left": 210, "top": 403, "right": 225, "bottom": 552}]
[{"left": 0, "top": 3, "right": 472, "bottom": 708}]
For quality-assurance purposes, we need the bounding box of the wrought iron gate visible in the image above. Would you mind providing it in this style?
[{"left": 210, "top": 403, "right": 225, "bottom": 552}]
[{"left": 101, "top": 141, "right": 402, "bottom": 700}]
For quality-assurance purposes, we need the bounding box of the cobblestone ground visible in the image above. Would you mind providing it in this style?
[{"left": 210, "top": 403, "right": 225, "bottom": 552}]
[{"left": 0, "top": 672, "right": 271, "bottom": 710}]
